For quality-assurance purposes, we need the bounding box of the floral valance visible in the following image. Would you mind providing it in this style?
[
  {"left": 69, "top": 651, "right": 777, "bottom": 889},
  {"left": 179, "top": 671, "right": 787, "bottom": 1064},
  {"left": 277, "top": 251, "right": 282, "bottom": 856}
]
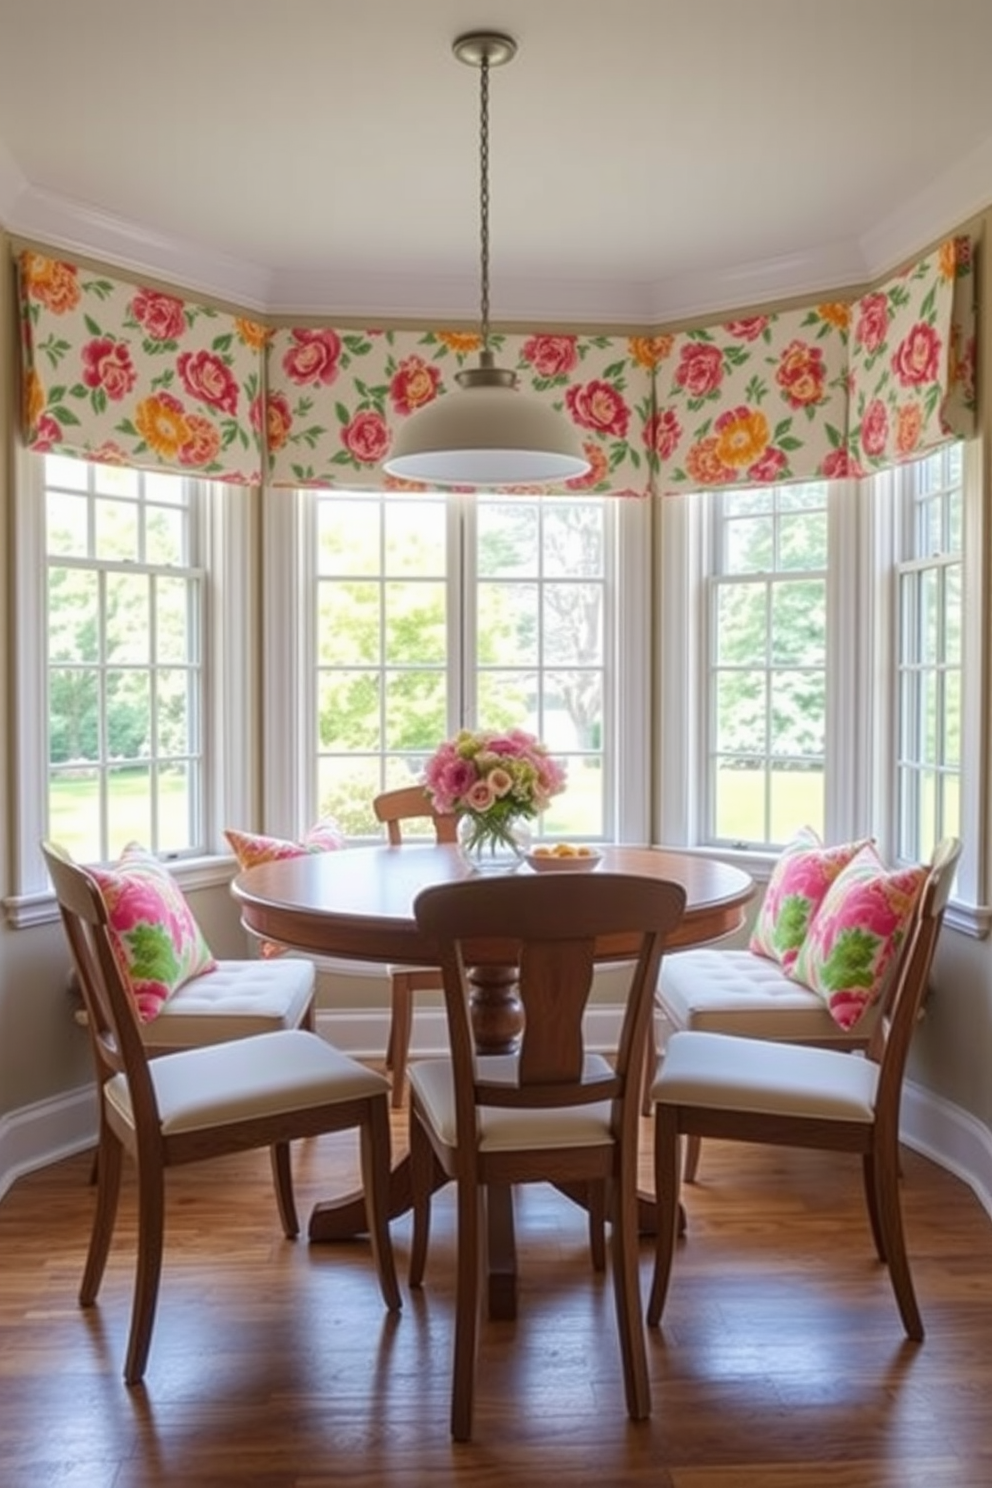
[
  {"left": 263, "top": 327, "right": 654, "bottom": 496},
  {"left": 15, "top": 236, "right": 976, "bottom": 495},
  {"left": 17, "top": 251, "right": 267, "bottom": 483}
]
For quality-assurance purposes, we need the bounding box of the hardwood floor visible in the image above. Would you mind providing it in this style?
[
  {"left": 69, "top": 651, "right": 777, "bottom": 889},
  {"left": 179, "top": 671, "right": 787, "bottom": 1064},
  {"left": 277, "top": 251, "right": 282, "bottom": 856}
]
[{"left": 1, "top": 1102, "right": 991, "bottom": 1488}]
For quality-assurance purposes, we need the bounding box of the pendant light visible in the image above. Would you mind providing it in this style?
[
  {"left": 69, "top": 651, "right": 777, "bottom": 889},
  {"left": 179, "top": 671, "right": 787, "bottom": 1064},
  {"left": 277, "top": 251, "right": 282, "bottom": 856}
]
[{"left": 383, "top": 31, "right": 591, "bottom": 488}]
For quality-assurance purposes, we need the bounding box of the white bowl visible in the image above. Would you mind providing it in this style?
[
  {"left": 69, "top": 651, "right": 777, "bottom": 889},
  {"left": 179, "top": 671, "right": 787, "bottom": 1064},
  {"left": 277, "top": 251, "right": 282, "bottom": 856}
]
[{"left": 525, "top": 847, "right": 602, "bottom": 874}]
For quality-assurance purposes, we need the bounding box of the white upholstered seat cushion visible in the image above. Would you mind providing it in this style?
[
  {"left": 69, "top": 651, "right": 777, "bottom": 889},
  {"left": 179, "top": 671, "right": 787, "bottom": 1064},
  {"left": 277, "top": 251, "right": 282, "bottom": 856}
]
[
  {"left": 106, "top": 1029, "right": 388, "bottom": 1136},
  {"left": 139, "top": 957, "right": 315, "bottom": 1050},
  {"left": 658, "top": 947, "right": 875, "bottom": 1044},
  {"left": 651, "top": 1030, "right": 879, "bottom": 1122},
  {"left": 409, "top": 1052, "right": 617, "bottom": 1151}
]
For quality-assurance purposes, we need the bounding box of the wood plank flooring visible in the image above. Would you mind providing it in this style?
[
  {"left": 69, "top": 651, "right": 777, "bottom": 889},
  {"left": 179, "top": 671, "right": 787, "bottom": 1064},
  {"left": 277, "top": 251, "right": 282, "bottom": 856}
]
[{"left": 1, "top": 1103, "right": 991, "bottom": 1488}]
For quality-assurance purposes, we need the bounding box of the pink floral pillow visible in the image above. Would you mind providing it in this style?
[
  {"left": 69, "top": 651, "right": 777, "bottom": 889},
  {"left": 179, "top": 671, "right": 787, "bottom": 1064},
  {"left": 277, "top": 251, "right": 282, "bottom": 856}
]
[
  {"left": 225, "top": 817, "right": 345, "bottom": 870},
  {"left": 749, "top": 828, "right": 868, "bottom": 971},
  {"left": 225, "top": 818, "right": 346, "bottom": 956},
  {"left": 90, "top": 842, "right": 216, "bottom": 1022},
  {"left": 789, "top": 843, "right": 928, "bottom": 1029}
]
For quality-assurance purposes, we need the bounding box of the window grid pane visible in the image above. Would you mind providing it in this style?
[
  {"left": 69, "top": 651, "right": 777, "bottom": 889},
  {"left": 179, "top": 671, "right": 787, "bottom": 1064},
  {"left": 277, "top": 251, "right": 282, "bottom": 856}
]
[
  {"left": 44, "top": 457, "right": 204, "bottom": 864},
  {"left": 896, "top": 445, "right": 963, "bottom": 864}
]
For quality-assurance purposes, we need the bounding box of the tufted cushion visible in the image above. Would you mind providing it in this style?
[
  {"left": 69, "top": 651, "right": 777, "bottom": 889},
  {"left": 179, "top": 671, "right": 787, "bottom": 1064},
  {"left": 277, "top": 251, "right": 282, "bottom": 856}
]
[
  {"left": 90, "top": 842, "right": 215, "bottom": 1022},
  {"left": 105, "top": 1029, "right": 389, "bottom": 1136},
  {"left": 789, "top": 844, "right": 927, "bottom": 1030},
  {"left": 657, "top": 946, "right": 877, "bottom": 1045},
  {"left": 651, "top": 1029, "right": 879, "bottom": 1121},
  {"left": 139, "top": 957, "right": 315, "bottom": 1051},
  {"left": 409, "top": 1053, "right": 616, "bottom": 1151},
  {"left": 749, "top": 828, "right": 869, "bottom": 971},
  {"left": 225, "top": 818, "right": 345, "bottom": 955}
]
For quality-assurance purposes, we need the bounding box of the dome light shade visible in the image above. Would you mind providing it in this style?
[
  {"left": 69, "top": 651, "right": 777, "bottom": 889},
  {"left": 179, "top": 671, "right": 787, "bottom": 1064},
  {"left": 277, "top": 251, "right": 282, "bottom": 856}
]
[
  {"left": 383, "top": 31, "right": 591, "bottom": 491},
  {"left": 383, "top": 357, "right": 589, "bottom": 486}
]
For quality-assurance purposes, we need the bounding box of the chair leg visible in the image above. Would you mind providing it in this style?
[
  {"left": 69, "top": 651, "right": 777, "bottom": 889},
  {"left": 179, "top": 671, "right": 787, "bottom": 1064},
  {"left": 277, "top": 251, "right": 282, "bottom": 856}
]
[
  {"left": 359, "top": 1095, "right": 401, "bottom": 1311},
  {"left": 79, "top": 1122, "right": 123, "bottom": 1306},
  {"left": 872, "top": 1137, "right": 924, "bottom": 1341},
  {"left": 647, "top": 1107, "right": 682, "bottom": 1328},
  {"left": 587, "top": 1179, "right": 608, "bottom": 1272},
  {"left": 641, "top": 1008, "right": 659, "bottom": 1118},
  {"left": 610, "top": 1161, "right": 650, "bottom": 1421},
  {"left": 270, "top": 1141, "right": 299, "bottom": 1239},
  {"left": 124, "top": 1159, "right": 166, "bottom": 1385},
  {"left": 408, "top": 1106, "right": 434, "bottom": 1288},
  {"left": 388, "top": 973, "right": 414, "bottom": 1109},
  {"left": 861, "top": 1151, "right": 887, "bottom": 1262},
  {"left": 451, "top": 1179, "right": 483, "bottom": 1442},
  {"left": 682, "top": 1134, "right": 702, "bottom": 1183}
]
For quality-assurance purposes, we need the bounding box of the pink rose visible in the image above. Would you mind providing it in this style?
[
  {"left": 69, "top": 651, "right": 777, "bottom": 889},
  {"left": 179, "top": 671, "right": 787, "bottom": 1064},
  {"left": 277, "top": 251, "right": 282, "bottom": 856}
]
[
  {"left": 674, "top": 343, "right": 724, "bottom": 399},
  {"left": 31, "top": 413, "right": 62, "bottom": 452},
  {"left": 860, "top": 398, "right": 889, "bottom": 458},
  {"left": 81, "top": 338, "right": 137, "bottom": 400},
  {"left": 565, "top": 380, "right": 630, "bottom": 438},
  {"left": 643, "top": 408, "right": 682, "bottom": 459},
  {"left": 855, "top": 293, "right": 889, "bottom": 356},
  {"left": 892, "top": 323, "right": 941, "bottom": 387},
  {"left": 178, "top": 350, "right": 239, "bottom": 414},
  {"left": 820, "top": 447, "right": 858, "bottom": 478},
  {"left": 343, "top": 409, "right": 389, "bottom": 463},
  {"left": 179, "top": 414, "right": 221, "bottom": 466},
  {"left": 390, "top": 356, "right": 442, "bottom": 415},
  {"left": 724, "top": 317, "right": 769, "bottom": 342},
  {"left": 131, "top": 289, "right": 187, "bottom": 342},
  {"left": 282, "top": 329, "right": 343, "bottom": 387},
  {"left": 776, "top": 340, "right": 825, "bottom": 409},
  {"left": 521, "top": 335, "right": 579, "bottom": 378},
  {"left": 747, "top": 447, "right": 787, "bottom": 482}
]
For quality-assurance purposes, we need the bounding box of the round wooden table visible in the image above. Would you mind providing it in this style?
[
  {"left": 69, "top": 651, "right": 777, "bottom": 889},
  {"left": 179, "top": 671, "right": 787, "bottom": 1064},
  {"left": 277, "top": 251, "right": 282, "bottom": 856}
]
[{"left": 233, "top": 843, "right": 754, "bottom": 1316}]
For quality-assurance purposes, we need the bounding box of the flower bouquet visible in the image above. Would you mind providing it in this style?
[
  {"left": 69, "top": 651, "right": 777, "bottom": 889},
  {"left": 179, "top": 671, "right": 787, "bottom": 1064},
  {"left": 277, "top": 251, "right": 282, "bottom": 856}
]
[{"left": 423, "top": 728, "right": 567, "bottom": 871}]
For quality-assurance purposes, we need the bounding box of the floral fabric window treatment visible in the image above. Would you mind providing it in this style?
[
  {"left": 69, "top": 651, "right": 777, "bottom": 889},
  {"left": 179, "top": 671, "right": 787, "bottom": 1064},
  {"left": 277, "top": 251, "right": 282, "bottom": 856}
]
[
  {"left": 263, "top": 327, "right": 654, "bottom": 496},
  {"left": 18, "top": 252, "right": 267, "bottom": 483},
  {"left": 16, "top": 237, "right": 975, "bottom": 494}
]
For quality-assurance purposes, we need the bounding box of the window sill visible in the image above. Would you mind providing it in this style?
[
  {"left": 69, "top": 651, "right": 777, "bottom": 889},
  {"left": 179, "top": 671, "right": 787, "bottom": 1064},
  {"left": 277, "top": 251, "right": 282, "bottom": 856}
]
[{"left": 4, "top": 854, "right": 238, "bottom": 929}]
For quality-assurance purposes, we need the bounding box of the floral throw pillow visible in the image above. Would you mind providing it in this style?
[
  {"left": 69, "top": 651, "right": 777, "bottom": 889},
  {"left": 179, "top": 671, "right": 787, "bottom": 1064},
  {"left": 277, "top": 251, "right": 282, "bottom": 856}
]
[
  {"left": 789, "top": 843, "right": 928, "bottom": 1030},
  {"left": 749, "top": 828, "right": 868, "bottom": 971},
  {"left": 224, "top": 818, "right": 346, "bottom": 871},
  {"left": 90, "top": 842, "right": 216, "bottom": 1022},
  {"left": 225, "top": 818, "right": 346, "bottom": 956}
]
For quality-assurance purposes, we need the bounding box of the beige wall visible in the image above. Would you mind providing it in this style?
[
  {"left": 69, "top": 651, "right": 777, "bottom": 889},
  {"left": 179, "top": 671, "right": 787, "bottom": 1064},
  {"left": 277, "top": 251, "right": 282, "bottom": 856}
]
[{"left": 1, "top": 222, "right": 990, "bottom": 1171}]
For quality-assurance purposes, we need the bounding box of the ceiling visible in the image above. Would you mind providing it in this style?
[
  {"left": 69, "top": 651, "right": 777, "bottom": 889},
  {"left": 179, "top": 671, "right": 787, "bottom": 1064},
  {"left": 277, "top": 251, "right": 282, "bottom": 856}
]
[{"left": 2, "top": 0, "right": 992, "bottom": 325}]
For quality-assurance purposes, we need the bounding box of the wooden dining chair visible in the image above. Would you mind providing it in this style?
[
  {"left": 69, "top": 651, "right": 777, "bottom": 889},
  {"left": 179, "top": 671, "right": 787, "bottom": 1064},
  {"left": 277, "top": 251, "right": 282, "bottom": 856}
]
[
  {"left": 373, "top": 785, "right": 458, "bottom": 1107},
  {"left": 408, "top": 871, "right": 686, "bottom": 1441},
  {"left": 647, "top": 836, "right": 961, "bottom": 1341},
  {"left": 42, "top": 842, "right": 401, "bottom": 1385}
]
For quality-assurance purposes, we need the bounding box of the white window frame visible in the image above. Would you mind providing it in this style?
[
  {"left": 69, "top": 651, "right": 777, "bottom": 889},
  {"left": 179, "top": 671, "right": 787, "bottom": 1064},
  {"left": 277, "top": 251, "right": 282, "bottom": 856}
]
[
  {"left": 657, "top": 448, "right": 989, "bottom": 935},
  {"left": 6, "top": 451, "right": 256, "bottom": 926},
  {"left": 261, "top": 487, "right": 652, "bottom": 848}
]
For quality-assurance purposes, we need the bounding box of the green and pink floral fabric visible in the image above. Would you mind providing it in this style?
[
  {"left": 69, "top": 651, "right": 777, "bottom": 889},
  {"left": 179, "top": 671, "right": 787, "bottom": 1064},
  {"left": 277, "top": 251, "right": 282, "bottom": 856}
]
[
  {"left": 16, "top": 235, "right": 976, "bottom": 495},
  {"left": 749, "top": 828, "right": 869, "bottom": 971},
  {"left": 848, "top": 237, "right": 976, "bottom": 473},
  {"left": 225, "top": 818, "right": 346, "bottom": 957},
  {"left": 789, "top": 843, "right": 928, "bottom": 1030},
  {"left": 89, "top": 842, "right": 216, "bottom": 1022},
  {"left": 263, "top": 327, "right": 654, "bottom": 496},
  {"left": 18, "top": 251, "right": 267, "bottom": 483}
]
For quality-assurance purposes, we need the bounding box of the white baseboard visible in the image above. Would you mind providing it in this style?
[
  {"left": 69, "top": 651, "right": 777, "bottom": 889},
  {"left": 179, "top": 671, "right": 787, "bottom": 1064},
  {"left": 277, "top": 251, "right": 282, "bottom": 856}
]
[{"left": 3, "top": 1009, "right": 991, "bottom": 1231}]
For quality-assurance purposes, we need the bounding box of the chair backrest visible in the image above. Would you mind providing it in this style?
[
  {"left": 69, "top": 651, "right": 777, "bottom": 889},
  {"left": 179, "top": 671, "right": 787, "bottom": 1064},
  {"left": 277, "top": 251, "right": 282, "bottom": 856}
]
[
  {"left": 869, "top": 836, "right": 961, "bottom": 1119},
  {"left": 414, "top": 872, "right": 686, "bottom": 1149},
  {"left": 373, "top": 784, "right": 458, "bottom": 845},
  {"left": 42, "top": 841, "right": 160, "bottom": 1127}
]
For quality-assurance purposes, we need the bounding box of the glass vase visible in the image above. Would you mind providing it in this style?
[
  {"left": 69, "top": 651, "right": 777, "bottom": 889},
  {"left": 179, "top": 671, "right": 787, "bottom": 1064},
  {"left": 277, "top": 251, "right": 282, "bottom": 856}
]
[{"left": 456, "top": 813, "right": 532, "bottom": 875}]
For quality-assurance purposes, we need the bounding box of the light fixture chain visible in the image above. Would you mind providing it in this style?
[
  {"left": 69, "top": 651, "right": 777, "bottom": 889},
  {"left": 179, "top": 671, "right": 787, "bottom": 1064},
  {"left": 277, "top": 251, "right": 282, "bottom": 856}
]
[{"left": 479, "top": 51, "right": 490, "bottom": 354}]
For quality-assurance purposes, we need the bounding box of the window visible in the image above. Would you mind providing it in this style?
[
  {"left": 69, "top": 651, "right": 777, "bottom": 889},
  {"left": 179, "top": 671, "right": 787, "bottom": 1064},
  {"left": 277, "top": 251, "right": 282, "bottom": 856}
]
[
  {"left": 10, "top": 452, "right": 254, "bottom": 916},
  {"left": 44, "top": 455, "right": 204, "bottom": 863},
  {"left": 267, "top": 488, "right": 647, "bottom": 845},
  {"left": 894, "top": 443, "right": 962, "bottom": 865},
  {"left": 658, "top": 439, "right": 986, "bottom": 928},
  {"left": 707, "top": 482, "right": 828, "bottom": 846}
]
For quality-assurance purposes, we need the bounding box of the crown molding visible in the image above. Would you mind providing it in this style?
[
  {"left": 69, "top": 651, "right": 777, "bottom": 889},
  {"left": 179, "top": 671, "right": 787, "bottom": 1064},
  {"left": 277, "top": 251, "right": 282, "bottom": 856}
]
[{"left": 2, "top": 144, "right": 989, "bottom": 325}]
